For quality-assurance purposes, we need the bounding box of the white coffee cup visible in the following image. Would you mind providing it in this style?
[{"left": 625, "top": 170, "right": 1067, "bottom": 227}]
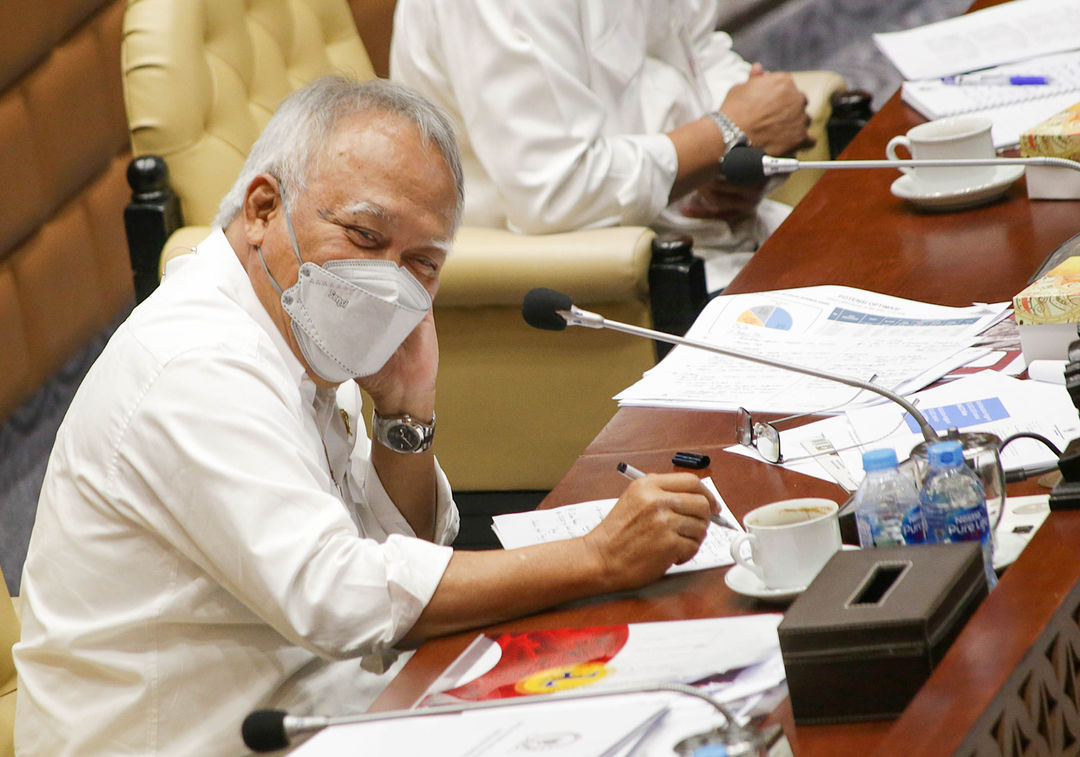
[
  {"left": 885, "top": 115, "right": 996, "bottom": 193},
  {"left": 729, "top": 498, "right": 841, "bottom": 590}
]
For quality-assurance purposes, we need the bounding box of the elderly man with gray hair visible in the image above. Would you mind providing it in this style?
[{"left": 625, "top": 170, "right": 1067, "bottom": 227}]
[{"left": 13, "top": 77, "right": 718, "bottom": 756}]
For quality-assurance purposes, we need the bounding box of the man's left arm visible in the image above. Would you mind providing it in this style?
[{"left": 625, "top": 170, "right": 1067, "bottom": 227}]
[{"left": 354, "top": 310, "right": 444, "bottom": 542}]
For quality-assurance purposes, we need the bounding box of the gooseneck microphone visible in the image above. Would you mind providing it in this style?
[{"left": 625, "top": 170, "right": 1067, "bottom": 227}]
[
  {"left": 521, "top": 287, "right": 939, "bottom": 444},
  {"left": 720, "top": 145, "right": 1080, "bottom": 185},
  {"left": 242, "top": 681, "right": 745, "bottom": 752}
]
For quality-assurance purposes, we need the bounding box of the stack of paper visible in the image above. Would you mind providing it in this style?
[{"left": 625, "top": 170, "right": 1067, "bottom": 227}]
[
  {"left": 409, "top": 614, "right": 789, "bottom": 757},
  {"left": 725, "top": 371, "right": 1080, "bottom": 492},
  {"left": 872, "top": 0, "right": 1080, "bottom": 148},
  {"left": 613, "top": 286, "right": 1009, "bottom": 414},
  {"left": 288, "top": 696, "right": 670, "bottom": 757},
  {"left": 872, "top": 0, "right": 1080, "bottom": 81}
]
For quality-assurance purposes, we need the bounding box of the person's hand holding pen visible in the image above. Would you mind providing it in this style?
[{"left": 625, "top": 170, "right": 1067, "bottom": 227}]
[
  {"left": 618, "top": 462, "right": 737, "bottom": 532},
  {"left": 578, "top": 464, "right": 719, "bottom": 589}
]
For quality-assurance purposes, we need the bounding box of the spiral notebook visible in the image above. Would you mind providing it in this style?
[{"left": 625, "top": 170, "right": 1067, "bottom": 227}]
[{"left": 901, "top": 50, "right": 1080, "bottom": 148}]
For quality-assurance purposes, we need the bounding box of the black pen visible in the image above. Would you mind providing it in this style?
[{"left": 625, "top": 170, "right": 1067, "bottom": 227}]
[{"left": 616, "top": 461, "right": 736, "bottom": 531}]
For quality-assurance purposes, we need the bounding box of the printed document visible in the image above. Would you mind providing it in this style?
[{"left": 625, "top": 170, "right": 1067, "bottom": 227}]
[
  {"left": 412, "top": 614, "right": 788, "bottom": 756},
  {"left": 419, "top": 615, "right": 783, "bottom": 707},
  {"left": 872, "top": 0, "right": 1080, "bottom": 81},
  {"left": 725, "top": 371, "right": 1080, "bottom": 490},
  {"left": 288, "top": 696, "right": 670, "bottom": 757},
  {"left": 614, "top": 286, "right": 1009, "bottom": 414}
]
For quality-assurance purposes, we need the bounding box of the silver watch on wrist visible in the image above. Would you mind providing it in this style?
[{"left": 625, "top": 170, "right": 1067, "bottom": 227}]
[
  {"left": 707, "top": 111, "right": 749, "bottom": 155},
  {"left": 372, "top": 410, "right": 436, "bottom": 453}
]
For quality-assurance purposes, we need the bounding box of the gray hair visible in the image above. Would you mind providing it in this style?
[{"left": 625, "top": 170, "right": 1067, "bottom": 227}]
[{"left": 214, "top": 76, "right": 464, "bottom": 230}]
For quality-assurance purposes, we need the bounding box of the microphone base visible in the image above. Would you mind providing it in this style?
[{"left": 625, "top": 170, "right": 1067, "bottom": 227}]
[{"left": 674, "top": 722, "right": 788, "bottom": 757}]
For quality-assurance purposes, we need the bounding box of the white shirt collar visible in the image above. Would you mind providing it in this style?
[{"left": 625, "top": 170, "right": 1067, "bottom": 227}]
[{"left": 197, "top": 227, "right": 315, "bottom": 398}]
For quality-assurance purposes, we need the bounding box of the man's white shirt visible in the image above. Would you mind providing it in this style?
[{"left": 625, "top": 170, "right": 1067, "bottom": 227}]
[
  {"left": 391, "top": 0, "right": 789, "bottom": 289},
  {"left": 14, "top": 229, "right": 457, "bottom": 756}
]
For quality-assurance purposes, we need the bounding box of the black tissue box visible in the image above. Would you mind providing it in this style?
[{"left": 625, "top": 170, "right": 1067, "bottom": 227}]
[{"left": 777, "top": 542, "right": 988, "bottom": 724}]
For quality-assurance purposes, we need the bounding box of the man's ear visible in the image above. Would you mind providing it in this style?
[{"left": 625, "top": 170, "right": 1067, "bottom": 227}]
[{"left": 242, "top": 174, "right": 282, "bottom": 249}]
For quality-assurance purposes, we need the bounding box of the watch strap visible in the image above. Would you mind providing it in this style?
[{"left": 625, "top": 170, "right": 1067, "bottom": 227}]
[{"left": 707, "top": 111, "right": 750, "bottom": 155}]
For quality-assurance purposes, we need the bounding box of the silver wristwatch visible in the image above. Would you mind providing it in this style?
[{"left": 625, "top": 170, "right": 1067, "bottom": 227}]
[
  {"left": 372, "top": 411, "right": 436, "bottom": 453},
  {"left": 707, "top": 111, "right": 749, "bottom": 155}
]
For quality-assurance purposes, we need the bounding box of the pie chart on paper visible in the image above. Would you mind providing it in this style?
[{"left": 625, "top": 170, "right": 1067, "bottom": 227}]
[{"left": 736, "top": 305, "right": 794, "bottom": 330}]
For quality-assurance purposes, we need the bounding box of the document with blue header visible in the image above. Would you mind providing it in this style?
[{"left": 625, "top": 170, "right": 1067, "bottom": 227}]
[{"left": 614, "top": 285, "right": 1009, "bottom": 414}]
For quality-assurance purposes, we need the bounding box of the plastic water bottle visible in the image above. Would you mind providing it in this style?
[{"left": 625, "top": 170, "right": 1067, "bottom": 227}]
[
  {"left": 854, "top": 448, "right": 926, "bottom": 548},
  {"left": 920, "top": 440, "right": 997, "bottom": 589}
]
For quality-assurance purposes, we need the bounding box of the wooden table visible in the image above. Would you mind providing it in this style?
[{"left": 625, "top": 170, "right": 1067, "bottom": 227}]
[{"left": 374, "top": 5, "right": 1080, "bottom": 752}]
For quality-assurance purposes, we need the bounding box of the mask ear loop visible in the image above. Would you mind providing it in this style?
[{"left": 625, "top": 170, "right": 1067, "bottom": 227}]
[
  {"left": 278, "top": 189, "right": 305, "bottom": 267},
  {"left": 256, "top": 184, "right": 305, "bottom": 297}
]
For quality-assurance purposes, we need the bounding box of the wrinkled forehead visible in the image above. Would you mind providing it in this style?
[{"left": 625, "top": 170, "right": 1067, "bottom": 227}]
[{"left": 308, "top": 114, "right": 457, "bottom": 223}]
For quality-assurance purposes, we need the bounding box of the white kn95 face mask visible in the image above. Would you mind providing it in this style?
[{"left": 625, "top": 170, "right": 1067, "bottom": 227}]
[{"left": 256, "top": 192, "right": 432, "bottom": 383}]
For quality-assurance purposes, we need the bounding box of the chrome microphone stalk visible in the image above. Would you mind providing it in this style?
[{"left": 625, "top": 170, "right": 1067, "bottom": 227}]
[
  {"left": 522, "top": 287, "right": 939, "bottom": 444},
  {"left": 243, "top": 682, "right": 746, "bottom": 752},
  {"left": 722, "top": 145, "right": 1080, "bottom": 185}
]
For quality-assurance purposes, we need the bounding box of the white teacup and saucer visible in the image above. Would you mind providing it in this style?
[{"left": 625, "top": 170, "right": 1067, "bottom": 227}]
[
  {"left": 724, "top": 498, "right": 847, "bottom": 602},
  {"left": 886, "top": 115, "right": 1024, "bottom": 211}
]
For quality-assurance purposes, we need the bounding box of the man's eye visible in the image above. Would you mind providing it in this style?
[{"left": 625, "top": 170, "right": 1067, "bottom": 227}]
[
  {"left": 410, "top": 257, "right": 439, "bottom": 276},
  {"left": 350, "top": 227, "right": 379, "bottom": 245}
]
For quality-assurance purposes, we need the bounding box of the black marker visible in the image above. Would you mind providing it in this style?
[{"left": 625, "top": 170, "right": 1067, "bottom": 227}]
[{"left": 672, "top": 451, "right": 710, "bottom": 469}]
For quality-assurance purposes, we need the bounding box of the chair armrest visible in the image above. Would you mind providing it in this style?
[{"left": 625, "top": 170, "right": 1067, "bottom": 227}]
[
  {"left": 436, "top": 226, "right": 655, "bottom": 307},
  {"left": 791, "top": 70, "right": 848, "bottom": 140}
]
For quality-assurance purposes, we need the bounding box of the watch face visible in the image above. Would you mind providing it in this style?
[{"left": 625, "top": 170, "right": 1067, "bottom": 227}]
[{"left": 387, "top": 422, "right": 423, "bottom": 452}]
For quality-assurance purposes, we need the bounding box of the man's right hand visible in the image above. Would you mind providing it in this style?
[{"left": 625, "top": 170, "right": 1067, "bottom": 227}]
[
  {"left": 582, "top": 473, "right": 717, "bottom": 591},
  {"left": 720, "top": 69, "right": 814, "bottom": 158}
]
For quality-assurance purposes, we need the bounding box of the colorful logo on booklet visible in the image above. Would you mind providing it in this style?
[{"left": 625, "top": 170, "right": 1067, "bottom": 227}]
[{"left": 435, "top": 625, "right": 629, "bottom": 702}]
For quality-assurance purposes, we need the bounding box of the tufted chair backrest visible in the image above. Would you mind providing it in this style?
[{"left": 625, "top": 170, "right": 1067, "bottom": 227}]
[{"left": 122, "top": 0, "right": 376, "bottom": 228}]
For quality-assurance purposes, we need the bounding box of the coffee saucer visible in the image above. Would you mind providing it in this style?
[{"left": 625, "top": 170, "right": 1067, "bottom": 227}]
[
  {"left": 890, "top": 165, "right": 1025, "bottom": 211},
  {"left": 724, "top": 564, "right": 803, "bottom": 602},
  {"left": 724, "top": 545, "right": 860, "bottom": 602}
]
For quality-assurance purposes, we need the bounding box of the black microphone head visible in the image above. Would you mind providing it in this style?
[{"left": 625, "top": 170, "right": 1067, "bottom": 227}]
[
  {"left": 242, "top": 709, "right": 290, "bottom": 752},
  {"left": 522, "top": 288, "right": 573, "bottom": 331},
  {"left": 720, "top": 146, "right": 768, "bottom": 185}
]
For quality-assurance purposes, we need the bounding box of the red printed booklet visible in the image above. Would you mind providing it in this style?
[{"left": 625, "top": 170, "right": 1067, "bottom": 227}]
[{"left": 414, "top": 615, "right": 783, "bottom": 708}]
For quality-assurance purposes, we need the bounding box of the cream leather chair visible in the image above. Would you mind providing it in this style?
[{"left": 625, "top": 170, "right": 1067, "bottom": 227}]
[
  {"left": 121, "top": 0, "right": 663, "bottom": 491},
  {"left": 0, "top": 567, "right": 19, "bottom": 757}
]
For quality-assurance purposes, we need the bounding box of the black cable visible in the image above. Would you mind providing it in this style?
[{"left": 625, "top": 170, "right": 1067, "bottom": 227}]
[
  {"left": 999, "top": 432, "right": 1063, "bottom": 483},
  {"left": 1000, "top": 432, "right": 1063, "bottom": 458},
  {"left": 1004, "top": 463, "right": 1060, "bottom": 483}
]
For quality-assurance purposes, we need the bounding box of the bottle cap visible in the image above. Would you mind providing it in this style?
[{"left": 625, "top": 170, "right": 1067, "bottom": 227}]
[
  {"left": 927, "top": 440, "right": 964, "bottom": 468},
  {"left": 861, "top": 448, "right": 899, "bottom": 472}
]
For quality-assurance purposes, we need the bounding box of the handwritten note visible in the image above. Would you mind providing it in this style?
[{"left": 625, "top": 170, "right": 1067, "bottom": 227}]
[{"left": 491, "top": 479, "right": 741, "bottom": 575}]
